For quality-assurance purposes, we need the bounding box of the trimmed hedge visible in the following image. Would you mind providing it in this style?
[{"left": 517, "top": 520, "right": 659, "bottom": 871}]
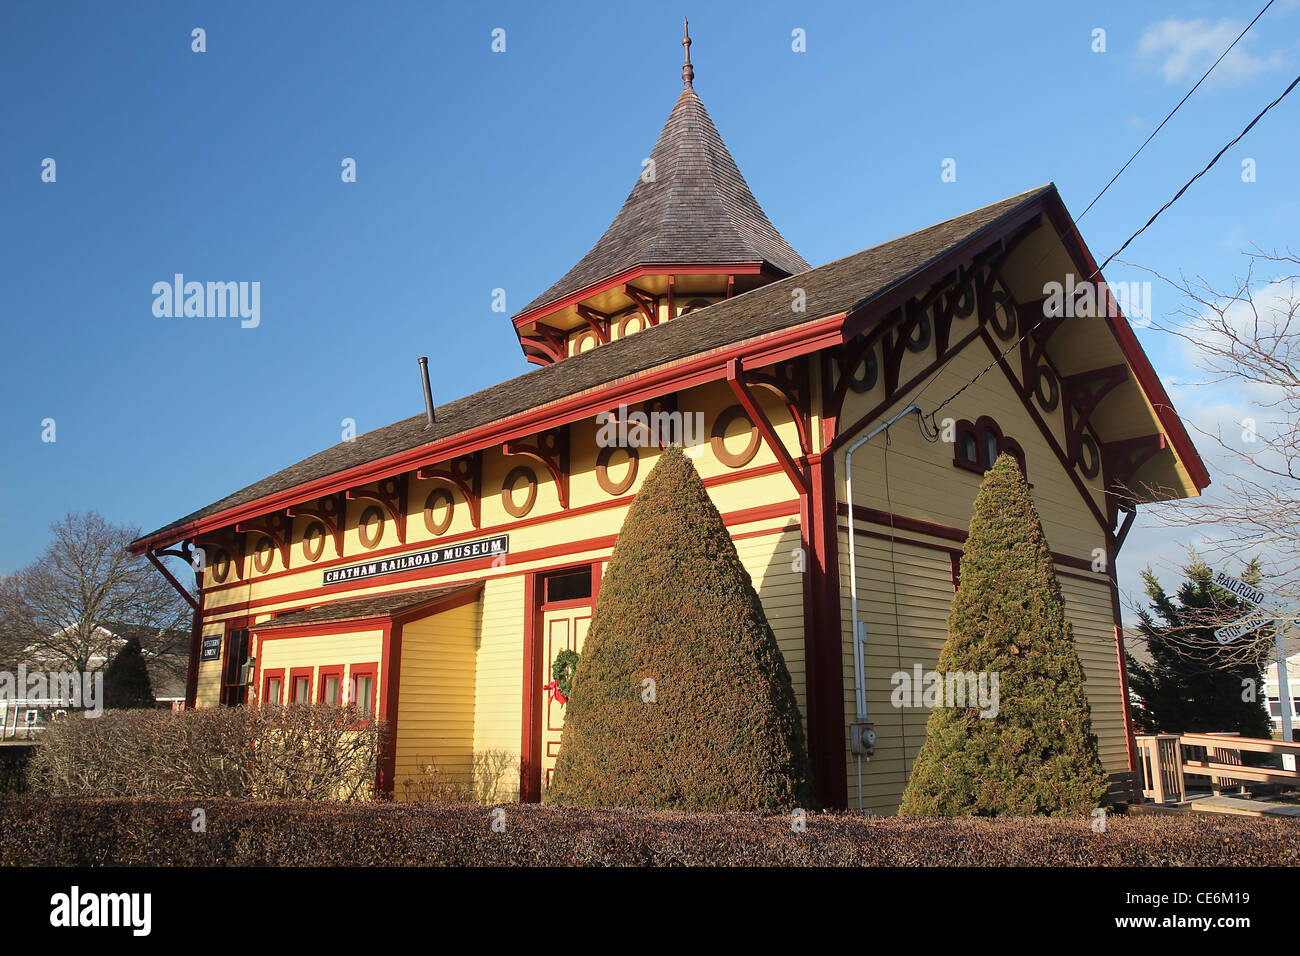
[
  {"left": 901, "top": 454, "right": 1107, "bottom": 817},
  {"left": 2, "top": 799, "right": 1298, "bottom": 866},
  {"left": 29, "top": 705, "right": 384, "bottom": 800},
  {"left": 548, "top": 445, "right": 812, "bottom": 811}
]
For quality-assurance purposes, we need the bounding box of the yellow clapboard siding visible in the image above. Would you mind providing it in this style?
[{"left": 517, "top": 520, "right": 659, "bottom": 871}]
[
  {"left": 393, "top": 601, "right": 479, "bottom": 799},
  {"left": 836, "top": 504, "right": 1127, "bottom": 812}
]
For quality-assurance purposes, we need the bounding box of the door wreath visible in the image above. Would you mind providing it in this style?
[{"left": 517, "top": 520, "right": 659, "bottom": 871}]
[{"left": 547, "top": 649, "right": 580, "bottom": 704}]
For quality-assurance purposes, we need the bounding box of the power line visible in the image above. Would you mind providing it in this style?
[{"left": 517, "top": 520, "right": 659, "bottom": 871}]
[
  {"left": 909, "top": 5, "right": 1279, "bottom": 422},
  {"left": 1076, "top": 0, "right": 1275, "bottom": 224},
  {"left": 922, "top": 67, "right": 1300, "bottom": 434}
]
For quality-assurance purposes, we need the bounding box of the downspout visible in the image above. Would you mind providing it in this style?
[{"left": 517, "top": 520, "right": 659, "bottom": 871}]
[{"left": 844, "top": 403, "right": 922, "bottom": 811}]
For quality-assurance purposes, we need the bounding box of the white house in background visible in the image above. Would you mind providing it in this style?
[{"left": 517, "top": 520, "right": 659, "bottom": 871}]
[
  {"left": 1263, "top": 652, "right": 1300, "bottom": 736},
  {"left": 1, "top": 624, "right": 189, "bottom": 738}
]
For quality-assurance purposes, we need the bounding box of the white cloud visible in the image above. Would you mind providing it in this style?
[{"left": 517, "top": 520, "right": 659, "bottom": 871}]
[{"left": 1137, "top": 17, "right": 1288, "bottom": 87}]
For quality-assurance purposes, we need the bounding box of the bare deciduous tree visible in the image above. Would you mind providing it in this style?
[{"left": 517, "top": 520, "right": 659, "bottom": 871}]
[
  {"left": 1119, "top": 249, "right": 1299, "bottom": 671},
  {"left": 0, "top": 511, "right": 192, "bottom": 675}
]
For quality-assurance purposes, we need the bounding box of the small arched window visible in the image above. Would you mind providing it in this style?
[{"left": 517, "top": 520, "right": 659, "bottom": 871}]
[
  {"left": 958, "top": 431, "right": 978, "bottom": 467},
  {"left": 952, "top": 416, "right": 1028, "bottom": 481},
  {"left": 981, "top": 427, "right": 1000, "bottom": 471}
]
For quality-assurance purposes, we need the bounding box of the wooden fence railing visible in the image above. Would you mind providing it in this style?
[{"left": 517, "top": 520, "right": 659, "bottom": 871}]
[{"left": 1135, "top": 733, "right": 1300, "bottom": 805}]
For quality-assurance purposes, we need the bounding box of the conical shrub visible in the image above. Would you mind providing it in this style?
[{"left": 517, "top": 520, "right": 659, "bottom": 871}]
[
  {"left": 899, "top": 454, "right": 1107, "bottom": 817},
  {"left": 546, "top": 445, "right": 813, "bottom": 811},
  {"left": 103, "top": 637, "right": 156, "bottom": 710}
]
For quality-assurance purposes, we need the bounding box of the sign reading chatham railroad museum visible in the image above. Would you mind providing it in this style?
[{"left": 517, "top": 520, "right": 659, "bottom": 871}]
[{"left": 323, "top": 535, "right": 508, "bottom": 586}]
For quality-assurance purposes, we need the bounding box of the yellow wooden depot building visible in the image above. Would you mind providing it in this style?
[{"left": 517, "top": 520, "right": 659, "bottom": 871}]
[{"left": 131, "top": 27, "right": 1208, "bottom": 813}]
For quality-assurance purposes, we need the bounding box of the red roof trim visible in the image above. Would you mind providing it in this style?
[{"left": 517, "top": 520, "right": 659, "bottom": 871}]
[
  {"left": 130, "top": 312, "right": 848, "bottom": 554},
  {"left": 1042, "top": 196, "right": 1211, "bottom": 492}
]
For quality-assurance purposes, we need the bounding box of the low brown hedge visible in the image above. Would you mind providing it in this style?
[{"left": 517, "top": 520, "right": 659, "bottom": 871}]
[
  {"left": 28, "top": 705, "right": 384, "bottom": 800},
  {"left": 3, "top": 798, "right": 1299, "bottom": 866}
]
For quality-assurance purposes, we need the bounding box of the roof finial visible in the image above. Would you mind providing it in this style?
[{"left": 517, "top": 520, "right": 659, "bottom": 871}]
[{"left": 682, "top": 18, "right": 694, "bottom": 88}]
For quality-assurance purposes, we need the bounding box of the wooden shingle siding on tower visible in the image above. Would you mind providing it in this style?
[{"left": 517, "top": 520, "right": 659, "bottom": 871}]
[{"left": 130, "top": 27, "right": 1208, "bottom": 810}]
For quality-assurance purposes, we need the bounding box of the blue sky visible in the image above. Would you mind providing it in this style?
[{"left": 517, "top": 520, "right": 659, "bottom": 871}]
[{"left": 2, "top": 0, "right": 1297, "bottom": 618}]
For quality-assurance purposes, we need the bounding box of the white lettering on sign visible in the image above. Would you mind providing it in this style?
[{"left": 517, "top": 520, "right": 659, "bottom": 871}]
[
  {"left": 1213, "top": 571, "right": 1270, "bottom": 608},
  {"left": 1215, "top": 617, "right": 1272, "bottom": 644},
  {"left": 322, "top": 535, "right": 508, "bottom": 586}
]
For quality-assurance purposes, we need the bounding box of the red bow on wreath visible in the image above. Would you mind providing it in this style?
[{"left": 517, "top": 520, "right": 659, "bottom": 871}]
[{"left": 544, "top": 680, "right": 567, "bottom": 705}]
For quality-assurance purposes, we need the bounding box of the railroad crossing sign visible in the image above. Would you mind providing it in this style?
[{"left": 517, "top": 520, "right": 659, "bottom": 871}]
[
  {"left": 1211, "top": 570, "right": 1300, "bottom": 644},
  {"left": 1213, "top": 570, "right": 1284, "bottom": 612},
  {"left": 1211, "top": 569, "right": 1298, "bottom": 743}
]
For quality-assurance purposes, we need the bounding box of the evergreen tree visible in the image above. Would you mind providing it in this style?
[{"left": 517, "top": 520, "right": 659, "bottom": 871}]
[
  {"left": 547, "top": 445, "right": 813, "bottom": 811},
  {"left": 103, "top": 637, "right": 155, "bottom": 709},
  {"left": 1126, "top": 560, "right": 1273, "bottom": 738},
  {"left": 900, "top": 454, "right": 1108, "bottom": 817}
]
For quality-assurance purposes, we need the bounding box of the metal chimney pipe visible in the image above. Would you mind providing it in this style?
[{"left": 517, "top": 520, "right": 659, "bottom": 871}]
[{"left": 418, "top": 356, "right": 436, "bottom": 426}]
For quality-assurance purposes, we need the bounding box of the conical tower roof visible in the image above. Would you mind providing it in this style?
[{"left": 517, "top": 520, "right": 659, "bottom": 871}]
[{"left": 515, "top": 25, "right": 809, "bottom": 320}]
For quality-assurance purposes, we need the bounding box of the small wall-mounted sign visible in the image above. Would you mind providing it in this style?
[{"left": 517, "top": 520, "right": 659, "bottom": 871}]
[
  {"left": 323, "top": 534, "right": 508, "bottom": 586},
  {"left": 200, "top": 635, "right": 222, "bottom": 661}
]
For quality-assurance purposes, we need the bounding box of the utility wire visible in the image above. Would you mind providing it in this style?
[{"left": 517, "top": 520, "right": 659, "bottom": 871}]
[
  {"left": 909, "top": 5, "right": 1279, "bottom": 426},
  {"left": 921, "top": 67, "right": 1300, "bottom": 435},
  {"left": 1075, "top": 0, "right": 1275, "bottom": 224}
]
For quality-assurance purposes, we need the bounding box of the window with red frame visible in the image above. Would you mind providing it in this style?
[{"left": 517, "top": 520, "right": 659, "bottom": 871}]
[
  {"left": 318, "top": 666, "right": 344, "bottom": 707},
  {"left": 953, "top": 415, "right": 1027, "bottom": 479},
  {"left": 262, "top": 669, "right": 285, "bottom": 707},
  {"left": 289, "top": 667, "right": 314, "bottom": 703},
  {"left": 543, "top": 567, "right": 592, "bottom": 604},
  {"left": 349, "top": 666, "right": 377, "bottom": 717}
]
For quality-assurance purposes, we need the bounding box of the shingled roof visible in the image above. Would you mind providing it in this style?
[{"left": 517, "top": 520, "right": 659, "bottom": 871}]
[
  {"left": 515, "top": 82, "right": 811, "bottom": 318},
  {"left": 256, "top": 581, "right": 483, "bottom": 629},
  {"left": 132, "top": 184, "right": 1054, "bottom": 548}
]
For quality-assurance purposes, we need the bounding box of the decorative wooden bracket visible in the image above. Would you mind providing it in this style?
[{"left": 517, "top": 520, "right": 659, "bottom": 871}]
[
  {"left": 623, "top": 284, "right": 659, "bottom": 326},
  {"left": 235, "top": 512, "right": 294, "bottom": 569},
  {"left": 882, "top": 304, "right": 920, "bottom": 396},
  {"left": 503, "top": 426, "right": 570, "bottom": 510},
  {"left": 155, "top": 540, "right": 193, "bottom": 565},
  {"left": 932, "top": 265, "right": 976, "bottom": 355},
  {"left": 600, "top": 396, "right": 680, "bottom": 449},
  {"left": 575, "top": 305, "right": 612, "bottom": 345},
  {"left": 196, "top": 530, "right": 246, "bottom": 582},
  {"left": 1104, "top": 433, "right": 1166, "bottom": 490},
  {"left": 148, "top": 544, "right": 199, "bottom": 609},
  {"left": 942, "top": 262, "right": 979, "bottom": 320},
  {"left": 523, "top": 322, "right": 568, "bottom": 366},
  {"left": 819, "top": 352, "right": 841, "bottom": 447},
  {"left": 1016, "top": 297, "right": 1068, "bottom": 391},
  {"left": 1113, "top": 503, "right": 1138, "bottom": 553},
  {"left": 286, "top": 492, "right": 346, "bottom": 557},
  {"left": 346, "top": 474, "right": 409, "bottom": 544},
  {"left": 417, "top": 451, "right": 484, "bottom": 529},
  {"left": 648, "top": 394, "right": 685, "bottom": 448},
  {"left": 644, "top": 392, "right": 678, "bottom": 419},
  {"left": 827, "top": 334, "right": 874, "bottom": 418},
  {"left": 1063, "top": 364, "right": 1129, "bottom": 462},
  {"left": 1102, "top": 433, "right": 1166, "bottom": 523},
  {"left": 741, "top": 358, "right": 813, "bottom": 455},
  {"left": 727, "top": 357, "right": 809, "bottom": 494}
]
